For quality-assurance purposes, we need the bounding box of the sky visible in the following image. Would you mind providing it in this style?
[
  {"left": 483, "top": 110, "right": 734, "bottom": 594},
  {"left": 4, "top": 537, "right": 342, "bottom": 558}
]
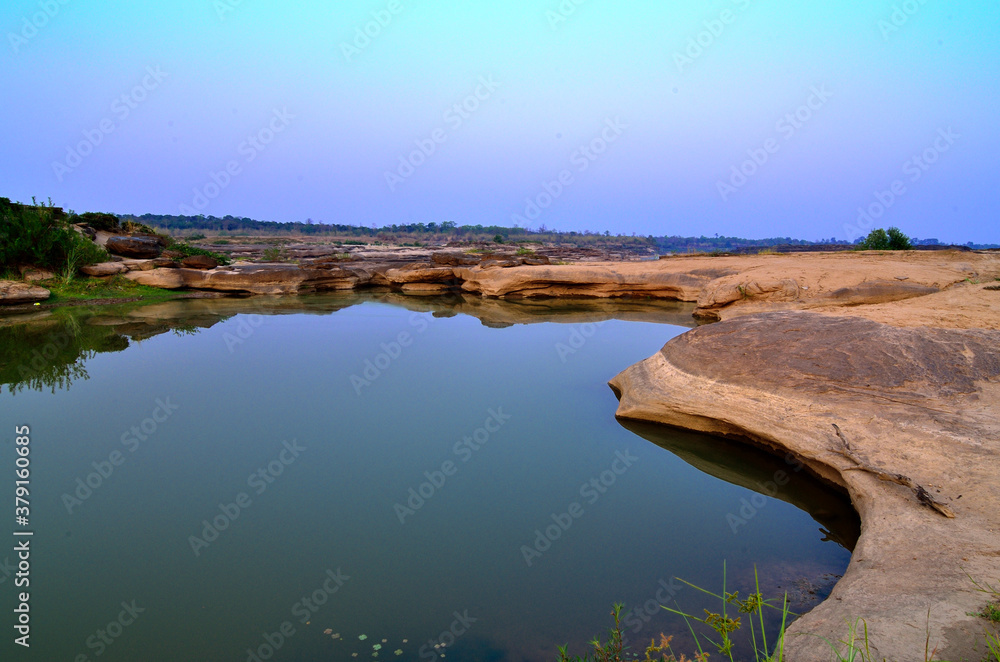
[{"left": 1, "top": 0, "right": 998, "bottom": 243}]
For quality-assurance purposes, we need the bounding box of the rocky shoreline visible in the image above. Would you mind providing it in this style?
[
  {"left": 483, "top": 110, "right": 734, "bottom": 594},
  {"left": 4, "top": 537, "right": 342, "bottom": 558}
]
[{"left": 3, "top": 246, "right": 999, "bottom": 659}]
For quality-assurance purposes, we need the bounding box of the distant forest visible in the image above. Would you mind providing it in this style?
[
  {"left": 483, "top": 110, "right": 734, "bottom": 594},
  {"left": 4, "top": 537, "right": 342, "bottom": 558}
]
[{"left": 121, "top": 213, "right": 999, "bottom": 252}]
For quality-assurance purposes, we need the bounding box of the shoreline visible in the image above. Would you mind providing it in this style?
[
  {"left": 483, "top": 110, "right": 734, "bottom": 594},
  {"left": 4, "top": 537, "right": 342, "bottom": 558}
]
[{"left": 3, "top": 250, "right": 999, "bottom": 658}]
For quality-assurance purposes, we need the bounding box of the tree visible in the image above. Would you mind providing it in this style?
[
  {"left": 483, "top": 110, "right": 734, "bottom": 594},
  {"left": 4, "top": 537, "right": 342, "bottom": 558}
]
[
  {"left": 859, "top": 227, "right": 911, "bottom": 250},
  {"left": 859, "top": 228, "right": 890, "bottom": 250},
  {"left": 886, "top": 226, "right": 912, "bottom": 250}
]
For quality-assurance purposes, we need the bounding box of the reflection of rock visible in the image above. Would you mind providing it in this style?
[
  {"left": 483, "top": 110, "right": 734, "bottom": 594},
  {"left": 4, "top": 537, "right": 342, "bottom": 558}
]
[
  {"left": 0, "top": 280, "right": 50, "bottom": 304},
  {"left": 611, "top": 311, "right": 1000, "bottom": 662},
  {"left": 106, "top": 236, "right": 163, "bottom": 259},
  {"left": 619, "top": 420, "right": 859, "bottom": 550}
]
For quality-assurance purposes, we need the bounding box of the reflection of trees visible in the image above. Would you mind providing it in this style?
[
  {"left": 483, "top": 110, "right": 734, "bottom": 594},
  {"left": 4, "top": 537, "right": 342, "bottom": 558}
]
[
  {"left": 2, "top": 292, "right": 696, "bottom": 395},
  {"left": 0, "top": 316, "right": 131, "bottom": 394}
]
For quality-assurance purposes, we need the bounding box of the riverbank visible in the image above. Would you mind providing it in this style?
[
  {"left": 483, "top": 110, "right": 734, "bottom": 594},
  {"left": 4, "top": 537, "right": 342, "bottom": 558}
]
[
  {"left": 3, "top": 249, "right": 998, "bottom": 659},
  {"left": 608, "top": 251, "right": 1000, "bottom": 661}
]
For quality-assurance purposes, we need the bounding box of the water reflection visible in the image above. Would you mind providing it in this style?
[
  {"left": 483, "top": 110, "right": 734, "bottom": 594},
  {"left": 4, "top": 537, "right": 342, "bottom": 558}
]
[
  {"left": 619, "top": 420, "right": 860, "bottom": 551},
  {"left": 1, "top": 292, "right": 698, "bottom": 394}
]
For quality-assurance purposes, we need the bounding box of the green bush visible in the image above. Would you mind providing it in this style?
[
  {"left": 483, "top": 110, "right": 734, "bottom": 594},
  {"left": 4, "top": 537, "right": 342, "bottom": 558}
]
[
  {"left": 72, "top": 211, "right": 120, "bottom": 232},
  {"left": 168, "top": 240, "right": 230, "bottom": 265},
  {"left": 859, "top": 227, "right": 911, "bottom": 251},
  {"left": 0, "top": 198, "right": 107, "bottom": 271}
]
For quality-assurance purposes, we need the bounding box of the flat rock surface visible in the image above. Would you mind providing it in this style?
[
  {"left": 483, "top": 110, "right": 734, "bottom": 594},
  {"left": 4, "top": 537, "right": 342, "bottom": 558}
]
[
  {"left": 0, "top": 280, "right": 50, "bottom": 304},
  {"left": 611, "top": 310, "right": 1000, "bottom": 661}
]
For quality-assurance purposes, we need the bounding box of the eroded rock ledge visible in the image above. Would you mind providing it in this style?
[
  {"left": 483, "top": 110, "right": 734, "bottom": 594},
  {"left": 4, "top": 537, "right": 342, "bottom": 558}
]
[{"left": 610, "top": 311, "right": 1000, "bottom": 661}]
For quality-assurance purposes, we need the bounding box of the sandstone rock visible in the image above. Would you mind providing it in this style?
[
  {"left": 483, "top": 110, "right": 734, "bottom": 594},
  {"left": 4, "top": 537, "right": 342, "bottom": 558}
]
[
  {"left": 817, "top": 280, "right": 939, "bottom": 306},
  {"left": 0, "top": 280, "right": 50, "bottom": 304},
  {"left": 181, "top": 255, "right": 219, "bottom": 270},
  {"left": 81, "top": 262, "right": 129, "bottom": 277},
  {"left": 384, "top": 264, "right": 457, "bottom": 284},
  {"left": 431, "top": 252, "right": 482, "bottom": 266},
  {"left": 20, "top": 267, "right": 55, "bottom": 282},
  {"left": 73, "top": 224, "right": 97, "bottom": 240},
  {"left": 122, "top": 259, "right": 157, "bottom": 272},
  {"left": 610, "top": 311, "right": 1000, "bottom": 662},
  {"left": 124, "top": 264, "right": 362, "bottom": 295},
  {"left": 106, "top": 236, "right": 163, "bottom": 259}
]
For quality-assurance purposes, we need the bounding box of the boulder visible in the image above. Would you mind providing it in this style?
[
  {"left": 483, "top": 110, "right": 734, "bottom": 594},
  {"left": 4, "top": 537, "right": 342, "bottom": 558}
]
[
  {"left": 124, "top": 264, "right": 363, "bottom": 295},
  {"left": 121, "top": 259, "right": 157, "bottom": 272},
  {"left": 106, "top": 236, "right": 163, "bottom": 259},
  {"left": 0, "top": 280, "right": 50, "bottom": 304},
  {"left": 611, "top": 311, "right": 1000, "bottom": 662},
  {"left": 384, "top": 264, "right": 457, "bottom": 284},
  {"left": 431, "top": 252, "right": 482, "bottom": 266},
  {"left": 181, "top": 255, "right": 220, "bottom": 270},
  {"left": 20, "top": 267, "right": 55, "bottom": 282},
  {"left": 81, "top": 262, "right": 129, "bottom": 277}
]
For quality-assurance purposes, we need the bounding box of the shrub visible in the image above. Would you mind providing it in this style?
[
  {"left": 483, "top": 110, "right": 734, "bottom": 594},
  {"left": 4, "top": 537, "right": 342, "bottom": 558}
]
[
  {"left": 167, "top": 240, "right": 230, "bottom": 265},
  {"left": 886, "top": 227, "right": 912, "bottom": 250},
  {"left": 72, "top": 211, "right": 120, "bottom": 232},
  {"left": 859, "top": 227, "right": 911, "bottom": 251},
  {"left": 0, "top": 197, "right": 107, "bottom": 271}
]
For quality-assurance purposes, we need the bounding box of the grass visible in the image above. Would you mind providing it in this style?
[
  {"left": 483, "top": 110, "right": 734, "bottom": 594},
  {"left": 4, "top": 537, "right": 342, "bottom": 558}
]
[
  {"left": 560, "top": 567, "right": 1000, "bottom": 662},
  {"left": 41, "top": 275, "right": 180, "bottom": 304},
  {"left": 261, "top": 246, "right": 285, "bottom": 262},
  {"left": 516, "top": 247, "right": 537, "bottom": 256},
  {"left": 167, "top": 241, "right": 230, "bottom": 265}
]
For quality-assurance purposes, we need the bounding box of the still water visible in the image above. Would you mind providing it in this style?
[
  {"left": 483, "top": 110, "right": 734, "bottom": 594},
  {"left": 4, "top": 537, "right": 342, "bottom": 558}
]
[{"left": 0, "top": 293, "right": 856, "bottom": 661}]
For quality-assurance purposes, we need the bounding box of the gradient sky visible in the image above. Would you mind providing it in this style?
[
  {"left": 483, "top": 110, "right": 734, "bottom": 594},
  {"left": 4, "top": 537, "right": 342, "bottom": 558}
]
[{"left": 2, "top": 0, "right": 997, "bottom": 242}]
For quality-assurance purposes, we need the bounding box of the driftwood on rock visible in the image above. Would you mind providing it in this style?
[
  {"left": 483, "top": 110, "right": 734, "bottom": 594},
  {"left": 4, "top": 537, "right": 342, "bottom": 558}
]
[{"left": 831, "top": 423, "right": 955, "bottom": 518}]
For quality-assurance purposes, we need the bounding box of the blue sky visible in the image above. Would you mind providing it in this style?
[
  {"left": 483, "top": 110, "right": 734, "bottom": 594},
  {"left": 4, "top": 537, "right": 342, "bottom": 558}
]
[{"left": 2, "top": 0, "right": 997, "bottom": 242}]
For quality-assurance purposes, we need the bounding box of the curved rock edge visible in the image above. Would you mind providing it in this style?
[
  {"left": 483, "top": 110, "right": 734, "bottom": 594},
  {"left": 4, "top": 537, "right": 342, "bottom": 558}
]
[{"left": 610, "top": 313, "right": 1000, "bottom": 662}]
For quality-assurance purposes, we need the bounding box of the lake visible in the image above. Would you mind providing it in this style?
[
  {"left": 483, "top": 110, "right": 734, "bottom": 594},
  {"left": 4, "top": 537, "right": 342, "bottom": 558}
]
[{"left": 0, "top": 293, "right": 857, "bottom": 661}]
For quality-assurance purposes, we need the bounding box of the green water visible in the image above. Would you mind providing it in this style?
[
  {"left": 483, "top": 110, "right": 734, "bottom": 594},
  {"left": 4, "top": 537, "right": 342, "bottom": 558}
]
[{"left": 0, "top": 293, "right": 856, "bottom": 661}]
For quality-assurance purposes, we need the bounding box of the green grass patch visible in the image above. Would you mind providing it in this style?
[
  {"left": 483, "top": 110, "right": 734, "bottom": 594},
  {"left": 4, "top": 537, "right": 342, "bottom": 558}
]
[
  {"left": 168, "top": 241, "right": 230, "bottom": 265},
  {"left": 42, "top": 276, "right": 179, "bottom": 304}
]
